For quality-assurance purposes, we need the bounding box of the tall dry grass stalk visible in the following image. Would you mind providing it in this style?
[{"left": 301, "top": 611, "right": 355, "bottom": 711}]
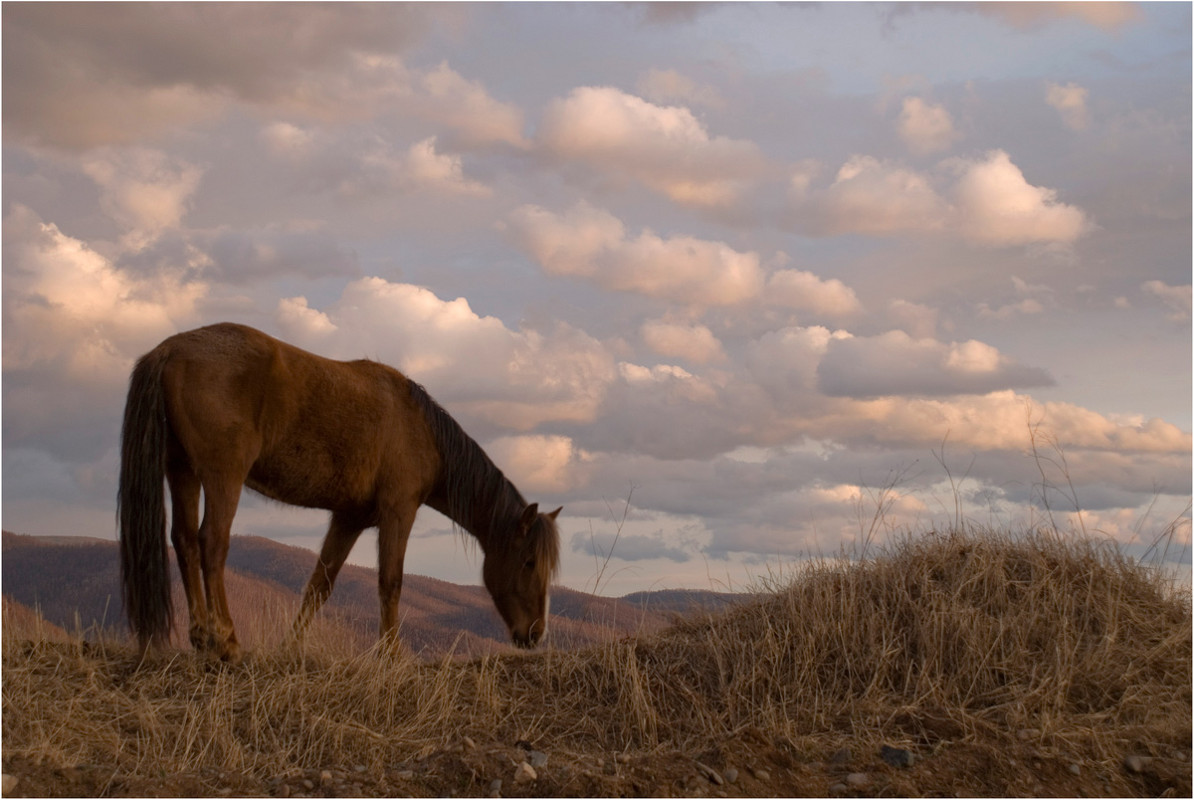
[{"left": 3, "top": 529, "right": 1190, "bottom": 796}]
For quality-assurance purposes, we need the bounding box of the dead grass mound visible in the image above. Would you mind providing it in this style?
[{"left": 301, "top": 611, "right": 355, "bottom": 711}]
[{"left": 3, "top": 530, "right": 1189, "bottom": 797}]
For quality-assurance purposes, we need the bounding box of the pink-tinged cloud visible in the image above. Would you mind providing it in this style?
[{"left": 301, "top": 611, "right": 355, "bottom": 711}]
[
  {"left": 539, "top": 86, "right": 766, "bottom": 207},
  {"left": 508, "top": 202, "right": 764, "bottom": 306}
]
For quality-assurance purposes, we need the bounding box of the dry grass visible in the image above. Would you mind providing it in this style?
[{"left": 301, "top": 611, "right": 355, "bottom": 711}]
[{"left": 3, "top": 529, "right": 1190, "bottom": 797}]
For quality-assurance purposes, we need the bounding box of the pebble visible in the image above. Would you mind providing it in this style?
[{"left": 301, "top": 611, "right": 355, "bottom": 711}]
[
  {"left": 1068, "top": 763, "right": 1081, "bottom": 776},
  {"left": 751, "top": 767, "right": 771, "bottom": 781},
  {"left": 723, "top": 767, "right": 739, "bottom": 784},
  {"left": 463, "top": 736, "right": 477, "bottom": 751},
  {"left": 828, "top": 782, "right": 848, "bottom": 796},
  {"left": 830, "top": 747, "right": 852, "bottom": 765},
  {"left": 273, "top": 784, "right": 290, "bottom": 798},
  {"left": 319, "top": 770, "right": 333, "bottom": 787},
  {"left": 514, "top": 762, "right": 537, "bottom": 784},
  {"left": 2, "top": 775, "right": 17, "bottom": 795},
  {"left": 301, "top": 779, "right": 314, "bottom": 791},
  {"left": 880, "top": 745, "right": 915, "bottom": 768},
  {"left": 529, "top": 750, "right": 548, "bottom": 769},
  {"left": 846, "top": 772, "right": 870, "bottom": 788},
  {"left": 1017, "top": 728, "right": 1040, "bottom": 741},
  {"left": 1124, "top": 755, "right": 1150, "bottom": 774},
  {"left": 488, "top": 778, "right": 503, "bottom": 797}
]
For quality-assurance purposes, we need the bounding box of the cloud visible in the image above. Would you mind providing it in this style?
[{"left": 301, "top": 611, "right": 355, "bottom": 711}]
[
  {"left": 968, "top": 2, "right": 1142, "bottom": 32},
  {"left": 80, "top": 148, "right": 203, "bottom": 247},
  {"left": 539, "top": 86, "right": 766, "bottom": 207},
  {"left": 275, "top": 277, "right": 618, "bottom": 432},
  {"left": 898, "top": 97, "right": 959, "bottom": 155},
  {"left": 949, "top": 150, "right": 1091, "bottom": 245},
  {"left": 508, "top": 202, "right": 764, "bottom": 306},
  {"left": 413, "top": 62, "right": 529, "bottom": 149},
  {"left": 977, "top": 275, "right": 1053, "bottom": 319},
  {"left": 817, "top": 331, "right": 1055, "bottom": 398},
  {"left": 338, "top": 136, "right": 492, "bottom": 198},
  {"left": 2, "top": 205, "right": 206, "bottom": 457},
  {"left": 640, "top": 319, "right": 726, "bottom": 364},
  {"left": 1045, "top": 81, "right": 1090, "bottom": 131},
  {"left": 790, "top": 151, "right": 1090, "bottom": 246},
  {"left": 1142, "top": 280, "right": 1192, "bottom": 322},
  {"left": 3, "top": 4, "right": 429, "bottom": 148},
  {"left": 813, "top": 156, "right": 950, "bottom": 236},
  {"left": 486, "top": 435, "right": 588, "bottom": 494},
  {"left": 764, "top": 269, "right": 863, "bottom": 318},
  {"left": 636, "top": 68, "right": 725, "bottom": 110}
]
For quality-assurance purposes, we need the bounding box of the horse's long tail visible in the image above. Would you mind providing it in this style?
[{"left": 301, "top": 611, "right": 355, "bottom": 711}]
[{"left": 118, "top": 348, "right": 173, "bottom": 649}]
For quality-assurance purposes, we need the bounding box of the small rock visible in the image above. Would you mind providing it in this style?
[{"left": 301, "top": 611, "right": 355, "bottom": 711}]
[
  {"left": 301, "top": 779, "right": 314, "bottom": 791},
  {"left": 488, "top": 778, "right": 503, "bottom": 797},
  {"left": 880, "top": 745, "right": 915, "bottom": 768},
  {"left": 830, "top": 747, "right": 852, "bottom": 765},
  {"left": 319, "top": 770, "right": 333, "bottom": 787},
  {"left": 1124, "top": 755, "right": 1150, "bottom": 774},
  {"left": 1017, "top": 728, "right": 1040, "bottom": 741},
  {"left": 723, "top": 767, "right": 739, "bottom": 784},
  {"left": 616, "top": 752, "right": 632, "bottom": 764},
  {"left": 393, "top": 770, "right": 414, "bottom": 780},
  {"left": 2, "top": 775, "right": 18, "bottom": 795},
  {"left": 463, "top": 736, "right": 477, "bottom": 751},
  {"left": 353, "top": 764, "right": 367, "bottom": 774},
  {"left": 529, "top": 750, "right": 548, "bottom": 769},
  {"left": 273, "top": 783, "right": 290, "bottom": 798},
  {"left": 846, "top": 772, "right": 870, "bottom": 788},
  {"left": 514, "top": 762, "right": 537, "bottom": 784},
  {"left": 1068, "top": 763, "right": 1081, "bottom": 776},
  {"left": 751, "top": 767, "right": 771, "bottom": 781},
  {"left": 828, "top": 782, "right": 848, "bottom": 796}
]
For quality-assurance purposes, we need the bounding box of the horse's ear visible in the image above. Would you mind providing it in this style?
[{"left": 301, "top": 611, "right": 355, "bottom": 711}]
[
  {"left": 520, "top": 503, "right": 539, "bottom": 531},
  {"left": 547, "top": 506, "right": 562, "bottom": 521}
]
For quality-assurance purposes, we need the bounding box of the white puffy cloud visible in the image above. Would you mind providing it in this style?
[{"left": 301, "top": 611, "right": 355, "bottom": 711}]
[
  {"left": 413, "top": 62, "right": 529, "bottom": 149},
  {"left": 3, "top": 205, "right": 205, "bottom": 382},
  {"left": 949, "top": 150, "right": 1090, "bottom": 245},
  {"left": 793, "top": 151, "right": 1090, "bottom": 246},
  {"left": 508, "top": 202, "right": 764, "bottom": 306},
  {"left": 80, "top": 148, "right": 203, "bottom": 246},
  {"left": 338, "top": 136, "right": 492, "bottom": 198},
  {"left": 486, "top": 434, "right": 589, "bottom": 494},
  {"left": 539, "top": 86, "right": 766, "bottom": 207},
  {"left": 817, "top": 156, "right": 950, "bottom": 235},
  {"left": 816, "top": 330, "right": 1055, "bottom": 398},
  {"left": 967, "top": 2, "right": 1142, "bottom": 32},
  {"left": 640, "top": 319, "right": 726, "bottom": 364},
  {"left": 898, "top": 97, "right": 959, "bottom": 155},
  {"left": 275, "top": 276, "right": 618, "bottom": 431},
  {"left": 765, "top": 269, "right": 863, "bottom": 318},
  {"left": 1045, "top": 81, "right": 1090, "bottom": 131}
]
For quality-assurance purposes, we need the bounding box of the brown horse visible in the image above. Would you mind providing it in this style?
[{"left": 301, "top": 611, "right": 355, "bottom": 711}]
[{"left": 118, "top": 322, "right": 561, "bottom": 662}]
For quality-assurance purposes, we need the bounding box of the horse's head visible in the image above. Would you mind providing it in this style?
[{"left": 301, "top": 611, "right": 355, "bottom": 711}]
[{"left": 483, "top": 503, "right": 561, "bottom": 648}]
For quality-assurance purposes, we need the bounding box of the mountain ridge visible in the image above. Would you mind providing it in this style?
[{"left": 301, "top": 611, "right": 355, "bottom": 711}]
[{"left": 1, "top": 530, "right": 746, "bottom": 657}]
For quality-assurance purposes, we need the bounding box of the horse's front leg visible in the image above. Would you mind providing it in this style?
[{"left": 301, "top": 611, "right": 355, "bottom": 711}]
[
  {"left": 377, "top": 503, "right": 417, "bottom": 644},
  {"left": 292, "top": 513, "right": 364, "bottom": 638}
]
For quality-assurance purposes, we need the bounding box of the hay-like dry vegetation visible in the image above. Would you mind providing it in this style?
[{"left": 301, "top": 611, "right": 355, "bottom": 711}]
[{"left": 3, "top": 529, "right": 1190, "bottom": 797}]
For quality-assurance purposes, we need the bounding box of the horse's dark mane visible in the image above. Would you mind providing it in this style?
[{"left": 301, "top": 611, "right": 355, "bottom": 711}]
[{"left": 407, "top": 380, "right": 525, "bottom": 546}]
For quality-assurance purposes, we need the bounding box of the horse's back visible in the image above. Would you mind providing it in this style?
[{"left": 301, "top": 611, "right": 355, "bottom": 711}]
[{"left": 152, "top": 323, "right": 436, "bottom": 513}]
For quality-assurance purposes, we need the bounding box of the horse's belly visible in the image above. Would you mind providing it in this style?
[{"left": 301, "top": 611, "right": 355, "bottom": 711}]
[{"left": 245, "top": 458, "right": 373, "bottom": 515}]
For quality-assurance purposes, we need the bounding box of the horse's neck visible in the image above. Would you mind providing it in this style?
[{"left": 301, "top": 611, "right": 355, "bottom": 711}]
[{"left": 428, "top": 456, "right": 525, "bottom": 551}]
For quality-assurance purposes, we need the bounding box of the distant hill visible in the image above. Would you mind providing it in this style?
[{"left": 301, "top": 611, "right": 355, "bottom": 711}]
[{"left": 1, "top": 531, "right": 744, "bottom": 657}]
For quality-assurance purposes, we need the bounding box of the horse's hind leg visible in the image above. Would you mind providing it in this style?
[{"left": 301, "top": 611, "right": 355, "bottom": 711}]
[
  {"left": 292, "top": 513, "right": 365, "bottom": 638},
  {"left": 197, "top": 474, "right": 247, "bottom": 663},
  {"left": 166, "top": 455, "right": 207, "bottom": 651}
]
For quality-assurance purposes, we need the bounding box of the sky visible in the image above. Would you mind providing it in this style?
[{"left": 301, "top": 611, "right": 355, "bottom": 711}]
[{"left": 3, "top": 2, "right": 1191, "bottom": 597}]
